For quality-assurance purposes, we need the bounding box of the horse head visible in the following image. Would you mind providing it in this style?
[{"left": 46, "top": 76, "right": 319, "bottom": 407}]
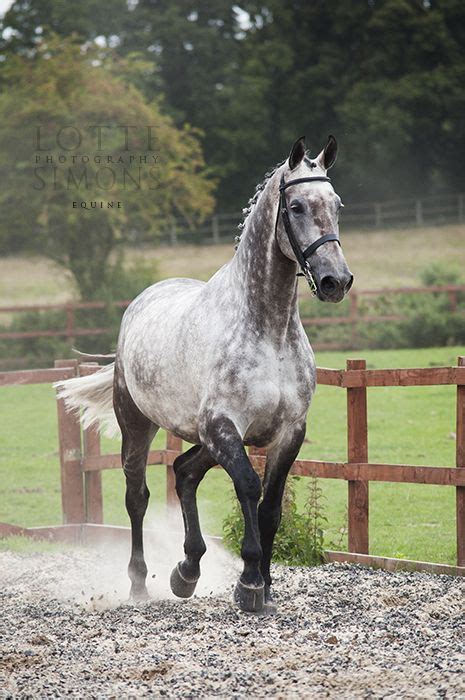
[{"left": 275, "top": 135, "right": 353, "bottom": 302}]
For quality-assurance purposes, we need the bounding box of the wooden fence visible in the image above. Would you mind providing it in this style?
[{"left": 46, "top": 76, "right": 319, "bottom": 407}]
[
  {"left": 135, "top": 191, "right": 465, "bottom": 246},
  {"left": 1, "top": 356, "right": 463, "bottom": 576},
  {"left": 0, "top": 284, "right": 463, "bottom": 355}
]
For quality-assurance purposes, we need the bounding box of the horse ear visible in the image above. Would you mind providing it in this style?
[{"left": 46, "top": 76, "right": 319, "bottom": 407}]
[
  {"left": 316, "top": 134, "right": 338, "bottom": 171},
  {"left": 288, "top": 136, "right": 306, "bottom": 170}
]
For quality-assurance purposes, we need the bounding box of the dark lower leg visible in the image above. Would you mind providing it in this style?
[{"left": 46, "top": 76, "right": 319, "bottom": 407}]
[
  {"left": 236, "top": 472, "right": 263, "bottom": 587},
  {"left": 174, "top": 445, "right": 215, "bottom": 582},
  {"left": 114, "top": 370, "right": 156, "bottom": 600},
  {"left": 258, "top": 480, "right": 287, "bottom": 591},
  {"left": 201, "top": 416, "right": 264, "bottom": 609},
  {"left": 126, "top": 474, "right": 150, "bottom": 598},
  {"left": 258, "top": 422, "right": 306, "bottom": 600}
]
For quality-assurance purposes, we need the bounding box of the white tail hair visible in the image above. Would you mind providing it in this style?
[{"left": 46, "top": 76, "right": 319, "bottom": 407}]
[{"left": 54, "top": 363, "right": 119, "bottom": 438}]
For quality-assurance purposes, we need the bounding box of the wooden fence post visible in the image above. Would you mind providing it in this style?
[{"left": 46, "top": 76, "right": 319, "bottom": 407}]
[
  {"left": 54, "top": 359, "right": 85, "bottom": 524},
  {"left": 349, "top": 293, "right": 359, "bottom": 348},
  {"left": 248, "top": 445, "right": 267, "bottom": 479},
  {"left": 211, "top": 215, "right": 220, "bottom": 244},
  {"left": 170, "top": 222, "right": 178, "bottom": 246},
  {"left": 82, "top": 425, "right": 103, "bottom": 524},
  {"left": 415, "top": 199, "right": 424, "bottom": 226},
  {"left": 456, "top": 356, "right": 465, "bottom": 567},
  {"left": 166, "top": 432, "right": 182, "bottom": 510},
  {"left": 65, "top": 305, "right": 75, "bottom": 346},
  {"left": 346, "top": 359, "right": 369, "bottom": 554},
  {"left": 458, "top": 194, "right": 464, "bottom": 224},
  {"left": 448, "top": 290, "right": 458, "bottom": 313}
]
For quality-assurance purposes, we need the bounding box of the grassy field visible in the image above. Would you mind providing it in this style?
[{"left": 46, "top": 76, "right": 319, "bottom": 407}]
[
  {"left": 1, "top": 223, "right": 464, "bottom": 307},
  {"left": 1, "top": 346, "right": 463, "bottom": 564}
]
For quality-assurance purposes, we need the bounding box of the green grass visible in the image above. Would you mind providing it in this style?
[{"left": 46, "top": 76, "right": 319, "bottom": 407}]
[
  {"left": 0, "top": 346, "right": 463, "bottom": 564},
  {"left": 1, "top": 224, "right": 464, "bottom": 307}
]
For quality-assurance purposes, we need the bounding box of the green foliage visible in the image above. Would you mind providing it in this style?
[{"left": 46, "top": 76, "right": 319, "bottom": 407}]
[
  {"left": 0, "top": 0, "right": 128, "bottom": 51},
  {"left": 420, "top": 262, "right": 463, "bottom": 287},
  {"left": 301, "top": 263, "right": 465, "bottom": 351},
  {"left": 222, "top": 476, "right": 327, "bottom": 567},
  {"left": 2, "top": 1, "right": 465, "bottom": 212},
  {"left": 0, "top": 35, "right": 214, "bottom": 297}
]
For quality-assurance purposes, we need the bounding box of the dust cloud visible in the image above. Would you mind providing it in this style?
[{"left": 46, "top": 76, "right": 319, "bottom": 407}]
[{"left": 25, "top": 504, "right": 240, "bottom": 611}]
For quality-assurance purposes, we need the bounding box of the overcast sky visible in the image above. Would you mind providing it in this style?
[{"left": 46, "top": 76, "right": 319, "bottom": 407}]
[{"left": 0, "top": 0, "right": 13, "bottom": 17}]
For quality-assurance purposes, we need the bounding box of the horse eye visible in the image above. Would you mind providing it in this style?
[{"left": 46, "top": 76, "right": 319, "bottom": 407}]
[{"left": 290, "top": 201, "right": 304, "bottom": 214}]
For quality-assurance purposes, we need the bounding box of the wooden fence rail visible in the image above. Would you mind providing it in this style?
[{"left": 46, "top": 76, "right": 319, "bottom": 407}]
[
  {"left": 0, "top": 356, "right": 464, "bottom": 575},
  {"left": 0, "top": 284, "right": 464, "bottom": 354},
  {"left": 124, "top": 190, "right": 465, "bottom": 246}
]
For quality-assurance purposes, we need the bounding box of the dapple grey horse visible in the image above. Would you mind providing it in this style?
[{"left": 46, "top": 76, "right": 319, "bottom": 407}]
[{"left": 57, "top": 136, "right": 353, "bottom": 613}]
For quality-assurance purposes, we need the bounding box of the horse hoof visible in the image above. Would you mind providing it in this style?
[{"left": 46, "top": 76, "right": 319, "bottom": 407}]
[
  {"left": 170, "top": 563, "right": 199, "bottom": 599},
  {"left": 234, "top": 580, "right": 265, "bottom": 613}
]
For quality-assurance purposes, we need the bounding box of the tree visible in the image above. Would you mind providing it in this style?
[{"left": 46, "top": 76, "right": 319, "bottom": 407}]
[
  {"left": 0, "top": 36, "right": 214, "bottom": 298},
  {"left": 214, "top": 0, "right": 465, "bottom": 207},
  {"left": 2, "top": 0, "right": 465, "bottom": 213},
  {"left": 0, "top": 0, "right": 129, "bottom": 52}
]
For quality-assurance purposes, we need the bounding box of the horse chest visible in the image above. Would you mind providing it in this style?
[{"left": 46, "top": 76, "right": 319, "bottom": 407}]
[{"left": 220, "top": 342, "right": 314, "bottom": 445}]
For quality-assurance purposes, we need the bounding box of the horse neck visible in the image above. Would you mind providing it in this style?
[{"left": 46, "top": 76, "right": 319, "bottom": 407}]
[{"left": 230, "top": 173, "right": 299, "bottom": 342}]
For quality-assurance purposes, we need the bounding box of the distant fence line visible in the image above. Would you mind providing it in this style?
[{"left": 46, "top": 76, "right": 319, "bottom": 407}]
[
  {"left": 151, "top": 191, "right": 465, "bottom": 246},
  {"left": 0, "top": 284, "right": 463, "bottom": 353}
]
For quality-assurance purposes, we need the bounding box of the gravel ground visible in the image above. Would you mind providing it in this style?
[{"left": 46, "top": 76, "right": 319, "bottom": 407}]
[{"left": 0, "top": 543, "right": 464, "bottom": 698}]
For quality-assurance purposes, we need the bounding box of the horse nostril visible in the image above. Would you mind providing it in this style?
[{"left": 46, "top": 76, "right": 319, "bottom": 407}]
[
  {"left": 320, "top": 276, "right": 339, "bottom": 296},
  {"left": 345, "top": 275, "right": 354, "bottom": 293}
]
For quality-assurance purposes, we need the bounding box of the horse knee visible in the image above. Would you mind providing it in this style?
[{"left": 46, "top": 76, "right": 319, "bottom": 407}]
[{"left": 235, "top": 466, "right": 262, "bottom": 504}]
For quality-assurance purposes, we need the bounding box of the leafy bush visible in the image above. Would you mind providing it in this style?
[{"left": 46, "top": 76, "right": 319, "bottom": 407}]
[
  {"left": 419, "top": 262, "right": 463, "bottom": 287},
  {"left": 222, "top": 476, "right": 327, "bottom": 567},
  {"left": 302, "top": 263, "right": 465, "bottom": 350}
]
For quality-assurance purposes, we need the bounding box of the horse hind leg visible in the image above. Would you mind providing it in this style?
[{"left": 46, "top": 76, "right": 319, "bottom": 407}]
[
  {"left": 114, "top": 372, "right": 158, "bottom": 600},
  {"left": 170, "top": 445, "right": 215, "bottom": 598}
]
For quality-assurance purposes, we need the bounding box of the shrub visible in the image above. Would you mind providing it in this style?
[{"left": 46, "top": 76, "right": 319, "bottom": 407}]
[
  {"left": 419, "top": 262, "right": 463, "bottom": 287},
  {"left": 222, "top": 476, "right": 327, "bottom": 567}
]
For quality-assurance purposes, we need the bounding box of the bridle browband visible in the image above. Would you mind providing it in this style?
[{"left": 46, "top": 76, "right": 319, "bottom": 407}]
[{"left": 278, "top": 173, "right": 341, "bottom": 295}]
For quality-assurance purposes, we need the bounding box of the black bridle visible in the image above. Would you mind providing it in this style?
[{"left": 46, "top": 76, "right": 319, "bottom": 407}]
[{"left": 278, "top": 174, "right": 341, "bottom": 295}]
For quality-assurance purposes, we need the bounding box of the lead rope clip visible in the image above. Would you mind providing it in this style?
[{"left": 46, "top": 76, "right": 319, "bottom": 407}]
[{"left": 303, "top": 264, "right": 318, "bottom": 296}]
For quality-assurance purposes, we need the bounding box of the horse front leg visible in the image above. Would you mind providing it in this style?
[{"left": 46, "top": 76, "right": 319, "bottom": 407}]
[
  {"left": 169, "top": 445, "right": 215, "bottom": 598},
  {"left": 200, "top": 415, "right": 264, "bottom": 613},
  {"left": 258, "top": 419, "right": 306, "bottom": 612}
]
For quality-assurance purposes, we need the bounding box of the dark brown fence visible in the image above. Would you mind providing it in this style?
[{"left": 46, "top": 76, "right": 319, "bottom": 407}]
[
  {"left": 2, "top": 356, "right": 464, "bottom": 575},
  {"left": 0, "top": 284, "right": 464, "bottom": 355}
]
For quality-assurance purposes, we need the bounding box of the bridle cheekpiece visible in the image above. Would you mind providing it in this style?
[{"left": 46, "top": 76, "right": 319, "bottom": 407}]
[{"left": 278, "top": 173, "right": 341, "bottom": 295}]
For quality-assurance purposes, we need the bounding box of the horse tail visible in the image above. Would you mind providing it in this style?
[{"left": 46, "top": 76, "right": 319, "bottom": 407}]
[{"left": 54, "top": 362, "right": 119, "bottom": 438}]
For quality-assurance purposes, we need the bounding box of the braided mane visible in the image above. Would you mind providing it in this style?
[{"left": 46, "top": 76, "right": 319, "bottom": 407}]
[
  {"left": 234, "top": 159, "right": 285, "bottom": 248},
  {"left": 235, "top": 152, "right": 316, "bottom": 248}
]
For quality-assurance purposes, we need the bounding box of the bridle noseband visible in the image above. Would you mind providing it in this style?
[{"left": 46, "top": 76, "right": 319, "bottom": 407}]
[{"left": 278, "top": 174, "right": 341, "bottom": 295}]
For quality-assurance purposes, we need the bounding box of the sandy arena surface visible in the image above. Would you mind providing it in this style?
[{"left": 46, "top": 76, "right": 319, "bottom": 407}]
[{"left": 0, "top": 541, "right": 464, "bottom": 698}]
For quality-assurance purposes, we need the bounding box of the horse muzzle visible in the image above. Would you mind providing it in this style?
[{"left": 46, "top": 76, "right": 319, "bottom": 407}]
[{"left": 317, "top": 272, "right": 354, "bottom": 303}]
